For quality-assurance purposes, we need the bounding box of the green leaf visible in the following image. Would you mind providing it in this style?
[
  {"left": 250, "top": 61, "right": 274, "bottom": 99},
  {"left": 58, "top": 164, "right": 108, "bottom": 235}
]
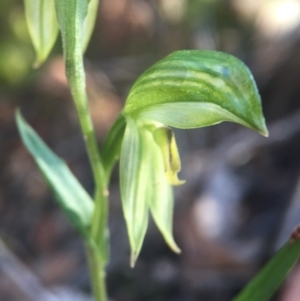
[
  {"left": 24, "top": 0, "right": 59, "bottom": 67},
  {"left": 16, "top": 110, "right": 94, "bottom": 237},
  {"left": 124, "top": 50, "right": 268, "bottom": 136},
  {"left": 233, "top": 238, "right": 300, "bottom": 301},
  {"left": 120, "top": 119, "right": 149, "bottom": 267},
  {"left": 82, "top": 0, "right": 100, "bottom": 52},
  {"left": 101, "top": 114, "right": 126, "bottom": 183}
]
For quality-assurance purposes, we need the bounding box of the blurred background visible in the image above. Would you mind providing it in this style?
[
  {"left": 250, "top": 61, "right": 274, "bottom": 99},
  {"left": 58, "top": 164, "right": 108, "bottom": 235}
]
[{"left": 1, "top": 0, "right": 300, "bottom": 300}]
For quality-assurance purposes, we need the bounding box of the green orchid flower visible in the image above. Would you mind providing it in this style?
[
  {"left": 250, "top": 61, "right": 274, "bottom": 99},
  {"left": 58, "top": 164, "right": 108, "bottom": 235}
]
[
  {"left": 104, "top": 50, "right": 268, "bottom": 266},
  {"left": 120, "top": 119, "right": 183, "bottom": 267},
  {"left": 17, "top": 1, "right": 300, "bottom": 298}
]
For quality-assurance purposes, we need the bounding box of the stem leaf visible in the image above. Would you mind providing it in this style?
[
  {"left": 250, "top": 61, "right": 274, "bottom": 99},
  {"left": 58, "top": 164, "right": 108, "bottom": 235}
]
[
  {"left": 233, "top": 239, "right": 300, "bottom": 301},
  {"left": 16, "top": 110, "right": 94, "bottom": 237},
  {"left": 54, "top": 0, "right": 88, "bottom": 66},
  {"left": 54, "top": 0, "right": 98, "bottom": 56},
  {"left": 24, "top": 0, "right": 59, "bottom": 67}
]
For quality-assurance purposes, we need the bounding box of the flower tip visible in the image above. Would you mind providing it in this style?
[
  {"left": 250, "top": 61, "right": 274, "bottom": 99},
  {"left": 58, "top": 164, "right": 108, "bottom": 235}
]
[
  {"left": 33, "top": 57, "right": 44, "bottom": 69},
  {"left": 172, "top": 244, "right": 182, "bottom": 254},
  {"left": 130, "top": 252, "right": 138, "bottom": 268},
  {"left": 167, "top": 240, "right": 181, "bottom": 254},
  {"left": 166, "top": 171, "right": 186, "bottom": 186}
]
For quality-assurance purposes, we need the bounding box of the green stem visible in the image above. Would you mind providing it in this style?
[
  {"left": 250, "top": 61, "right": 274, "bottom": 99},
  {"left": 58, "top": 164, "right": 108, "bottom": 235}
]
[
  {"left": 58, "top": 2, "right": 108, "bottom": 300},
  {"left": 86, "top": 244, "right": 108, "bottom": 301},
  {"left": 66, "top": 55, "right": 108, "bottom": 300},
  {"left": 66, "top": 51, "right": 108, "bottom": 232}
]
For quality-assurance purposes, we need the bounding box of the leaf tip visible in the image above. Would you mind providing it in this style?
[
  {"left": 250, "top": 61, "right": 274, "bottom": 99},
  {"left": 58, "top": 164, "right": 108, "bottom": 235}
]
[
  {"left": 15, "top": 108, "right": 23, "bottom": 124},
  {"left": 256, "top": 124, "right": 269, "bottom": 137},
  {"left": 130, "top": 252, "right": 138, "bottom": 268},
  {"left": 33, "top": 52, "right": 48, "bottom": 69},
  {"left": 33, "top": 59, "right": 42, "bottom": 69},
  {"left": 260, "top": 128, "right": 269, "bottom": 137},
  {"left": 249, "top": 117, "right": 268, "bottom": 137},
  {"left": 253, "top": 114, "right": 269, "bottom": 137}
]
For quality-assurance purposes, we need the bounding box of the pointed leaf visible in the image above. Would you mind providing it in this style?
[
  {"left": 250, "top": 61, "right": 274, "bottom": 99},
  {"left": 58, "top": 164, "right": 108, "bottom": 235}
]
[
  {"left": 82, "top": 0, "right": 100, "bottom": 52},
  {"left": 120, "top": 119, "right": 149, "bottom": 266},
  {"left": 24, "top": 0, "right": 59, "bottom": 67},
  {"left": 124, "top": 50, "right": 268, "bottom": 136},
  {"left": 233, "top": 237, "right": 300, "bottom": 301},
  {"left": 16, "top": 110, "right": 94, "bottom": 236}
]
